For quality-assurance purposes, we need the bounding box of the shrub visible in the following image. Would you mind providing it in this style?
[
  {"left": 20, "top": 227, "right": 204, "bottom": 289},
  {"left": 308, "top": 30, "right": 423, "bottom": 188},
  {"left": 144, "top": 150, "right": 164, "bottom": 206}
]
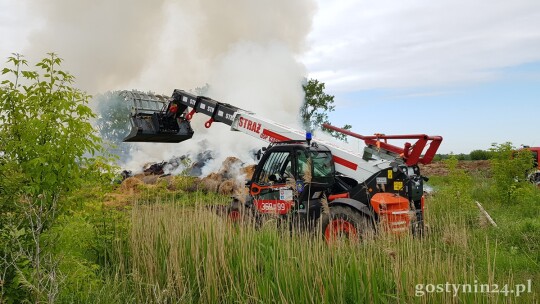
[
  {"left": 489, "top": 143, "right": 534, "bottom": 204},
  {"left": 470, "top": 149, "right": 493, "bottom": 160},
  {"left": 0, "top": 53, "right": 111, "bottom": 303}
]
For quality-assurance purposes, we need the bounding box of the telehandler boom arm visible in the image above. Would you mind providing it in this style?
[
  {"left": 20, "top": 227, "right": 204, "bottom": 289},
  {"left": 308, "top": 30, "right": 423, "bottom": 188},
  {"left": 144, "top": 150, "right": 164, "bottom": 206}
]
[{"left": 121, "top": 90, "right": 442, "bottom": 182}]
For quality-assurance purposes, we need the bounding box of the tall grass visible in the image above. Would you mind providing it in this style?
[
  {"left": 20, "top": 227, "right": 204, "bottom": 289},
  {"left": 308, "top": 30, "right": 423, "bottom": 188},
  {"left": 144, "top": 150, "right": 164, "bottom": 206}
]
[{"left": 83, "top": 187, "right": 537, "bottom": 304}]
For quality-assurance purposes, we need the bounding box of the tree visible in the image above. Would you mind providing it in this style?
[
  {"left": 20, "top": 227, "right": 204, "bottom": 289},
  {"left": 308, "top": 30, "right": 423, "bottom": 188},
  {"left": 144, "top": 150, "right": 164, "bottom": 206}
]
[
  {"left": 0, "top": 53, "right": 110, "bottom": 302},
  {"left": 469, "top": 149, "right": 493, "bottom": 160},
  {"left": 94, "top": 91, "right": 133, "bottom": 163},
  {"left": 300, "top": 78, "right": 352, "bottom": 141}
]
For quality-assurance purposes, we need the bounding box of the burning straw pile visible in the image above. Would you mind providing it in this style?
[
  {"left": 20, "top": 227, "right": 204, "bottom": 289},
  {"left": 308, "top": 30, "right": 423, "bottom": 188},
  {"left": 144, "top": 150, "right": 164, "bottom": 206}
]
[{"left": 106, "top": 156, "right": 255, "bottom": 208}]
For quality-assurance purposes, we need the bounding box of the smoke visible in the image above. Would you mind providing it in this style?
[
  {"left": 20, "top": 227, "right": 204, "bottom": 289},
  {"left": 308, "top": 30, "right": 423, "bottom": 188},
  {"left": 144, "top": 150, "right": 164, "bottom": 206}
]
[
  {"left": 23, "top": 0, "right": 317, "bottom": 174},
  {"left": 194, "top": 0, "right": 312, "bottom": 57},
  {"left": 24, "top": 0, "right": 169, "bottom": 93},
  {"left": 208, "top": 42, "right": 308, "bottom": 122}
]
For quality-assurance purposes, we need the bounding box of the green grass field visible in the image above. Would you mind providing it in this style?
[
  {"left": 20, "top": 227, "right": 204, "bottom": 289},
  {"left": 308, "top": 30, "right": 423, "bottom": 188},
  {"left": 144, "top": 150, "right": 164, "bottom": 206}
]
[
  {"left": 45, "top": 162, "right": 538, "bottom": 304},
  {"left": 12, "top": 160, "right": 535, "bottom": 303}
]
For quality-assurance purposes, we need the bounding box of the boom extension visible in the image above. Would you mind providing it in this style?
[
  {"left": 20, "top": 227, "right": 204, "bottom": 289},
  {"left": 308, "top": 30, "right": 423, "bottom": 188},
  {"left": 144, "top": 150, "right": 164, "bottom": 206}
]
[
  {"left": 120, "top": 89, "right": 442, "bottom": 181},
  {"left": 322, "top": 123, "right": 442, "bottom": 166}
]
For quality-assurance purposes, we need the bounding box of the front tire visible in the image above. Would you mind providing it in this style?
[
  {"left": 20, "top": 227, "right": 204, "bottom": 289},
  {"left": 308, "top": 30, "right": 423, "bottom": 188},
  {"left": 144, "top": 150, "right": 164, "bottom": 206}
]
[
  {"left": 528, "top": 171, "right": 540, "bottom": 187},
  {"left": 320, "top": 205, "right": 373, "bottom": 243}
]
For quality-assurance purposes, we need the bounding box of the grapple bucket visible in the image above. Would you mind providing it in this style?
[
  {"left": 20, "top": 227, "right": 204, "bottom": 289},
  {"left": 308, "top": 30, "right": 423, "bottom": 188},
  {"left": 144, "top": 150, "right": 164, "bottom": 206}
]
[
  {"left": 124, "top": 113, "right": 194, "bottom": 143},
  {"left": 120, "top": 91, "right": 194, "bottom": 143}
]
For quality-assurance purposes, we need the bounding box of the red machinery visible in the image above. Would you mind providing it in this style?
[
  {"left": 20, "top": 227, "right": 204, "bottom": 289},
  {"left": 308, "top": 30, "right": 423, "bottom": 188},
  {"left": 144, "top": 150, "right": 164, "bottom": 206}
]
[
  {"left": 523, "top": 146, "right": 540, "bottom": 186},
  {"left": 322, "top": 124, "right": 442, "bottom": 166},
  {"left": 121, "top": 90, "right": 443, "bottom": 240}
]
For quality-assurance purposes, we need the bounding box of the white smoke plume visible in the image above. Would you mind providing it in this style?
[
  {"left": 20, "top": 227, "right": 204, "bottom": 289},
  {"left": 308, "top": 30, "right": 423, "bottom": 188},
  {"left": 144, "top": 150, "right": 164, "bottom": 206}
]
[
  {"left": 23, "top": 0, "right": 317, "bottom": 174},
  {"left": 24, "top": 0, "right": 169, "bottom": 93}
]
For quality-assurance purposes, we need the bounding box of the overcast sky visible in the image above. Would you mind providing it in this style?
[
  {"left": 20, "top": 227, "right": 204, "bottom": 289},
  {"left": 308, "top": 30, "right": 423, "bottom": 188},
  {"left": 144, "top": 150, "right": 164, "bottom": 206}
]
[
  {"left": 1, "top": 0, "right": 539, "bottom": 153},
  {"left": 303, "top": 0, "right": 540, "bottom": 153}
]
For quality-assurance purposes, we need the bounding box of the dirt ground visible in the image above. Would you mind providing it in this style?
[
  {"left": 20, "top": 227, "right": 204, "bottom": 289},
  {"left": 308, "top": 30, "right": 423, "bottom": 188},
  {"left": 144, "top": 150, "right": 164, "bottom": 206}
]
[{"left": 419, "top": 160, "right": 491, "bottom": 177}]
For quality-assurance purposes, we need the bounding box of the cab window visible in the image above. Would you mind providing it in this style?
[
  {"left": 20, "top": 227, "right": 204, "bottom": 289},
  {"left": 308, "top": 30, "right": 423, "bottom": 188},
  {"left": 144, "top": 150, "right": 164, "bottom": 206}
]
[
  {"left": 311, "top": 151, "right": 334, "bottom": 184},
  {"left": 296, "top": 150, "right": 334, "bottom": 184},
  {"left": 312, "top": 151, "right": 334, "bottom": 178},
  {"left": 257, "top": 151, "right": 292, "bottom": 184},
  {"left": 296, "top": 150, "right": 309, "bottom": 180}
]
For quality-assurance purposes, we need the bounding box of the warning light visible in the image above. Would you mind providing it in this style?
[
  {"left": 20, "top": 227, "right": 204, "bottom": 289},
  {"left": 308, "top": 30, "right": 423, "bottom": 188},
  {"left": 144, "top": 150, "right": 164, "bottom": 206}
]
[{"left": 306, "top": 132, "right": 312, "bottom": 146}]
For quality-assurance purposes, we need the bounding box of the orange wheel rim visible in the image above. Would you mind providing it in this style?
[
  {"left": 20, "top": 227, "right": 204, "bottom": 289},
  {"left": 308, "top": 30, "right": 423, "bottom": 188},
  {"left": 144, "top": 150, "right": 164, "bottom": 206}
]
[
  {"left": 229, "top": 210, "right": 241, "bottom": 221},
  {"left": 325, "top": 219, "right": 358, "bottom": 241}
]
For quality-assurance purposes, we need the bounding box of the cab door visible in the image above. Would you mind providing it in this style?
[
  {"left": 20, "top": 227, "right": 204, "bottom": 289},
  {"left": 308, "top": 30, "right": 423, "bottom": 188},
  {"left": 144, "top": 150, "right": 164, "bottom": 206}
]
[
  {"left": 294, "top": 149, "right": 335, "bottom": 219},
  {"left": 250, "top": 150, "right": 296, "bottom": 215}
]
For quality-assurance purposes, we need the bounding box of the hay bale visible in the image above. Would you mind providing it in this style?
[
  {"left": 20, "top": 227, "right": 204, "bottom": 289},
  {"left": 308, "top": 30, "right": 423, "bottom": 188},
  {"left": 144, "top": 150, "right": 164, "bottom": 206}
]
[
  {"left": 186, "top": 178, "right": 201, "bottom": 192},
  {"left": 133, "top": 173, "right": 148, "bottom": 179},
  {"left": 205, "top": 172, "right": 223, "bottom": 182},
  {"left": 121, "top": 177, "right": 143, "bottom": 191},
  {"left": 120, "top": 177, "right": 144, "bottom": 195},
  {"left": 200, "top": 179, "right": 220, "bottom": 193},
  {"left": 218, "top": 179, "right": 236, "bottom": 195},
  {"left": 241, "top": 165, "right": 256, "bottom": 180},
  {"left": 158, "top": 175, "right": 176, "bottom": 190},
  {"left": 232, "top": 187, "right": 249, "bottom": 203},
  {"left": 141, "top": 175, "right": 159, "bottom": 185},
  {"left": 200, "top": 173, "right": 223, "bottom": 193},
  {"left": 219, "top": 157, "right": 243, "bottom": 178}
]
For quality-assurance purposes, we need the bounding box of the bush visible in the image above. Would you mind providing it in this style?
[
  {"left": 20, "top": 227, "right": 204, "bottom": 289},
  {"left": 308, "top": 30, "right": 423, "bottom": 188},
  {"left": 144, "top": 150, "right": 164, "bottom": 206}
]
[
  {"left": 0, "top": 53, "right": 112, "bottom": 303},
  {"left": 489, "top": 143, "right": 535, "bottom": 204},
  {"left": 469, "top": 149, "right": 493, "bottom": 160}
]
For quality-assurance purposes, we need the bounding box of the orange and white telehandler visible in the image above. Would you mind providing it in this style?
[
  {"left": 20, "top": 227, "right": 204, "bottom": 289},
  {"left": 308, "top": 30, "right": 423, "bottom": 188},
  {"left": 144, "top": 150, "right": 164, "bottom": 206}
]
[{"left": 120, "top": 90, "right": 443, "bottom": 240}]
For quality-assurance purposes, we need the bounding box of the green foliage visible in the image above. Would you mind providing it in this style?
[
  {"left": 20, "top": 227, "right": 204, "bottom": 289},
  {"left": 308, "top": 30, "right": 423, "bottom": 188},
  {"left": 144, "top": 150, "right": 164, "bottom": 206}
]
[
  {"left": 436, "top": 147, "right": 540, "bottom": 267},
  {"left": 432, "top": 154, "right": 443, "bottom": 161},
  {"left": 441, "top": 157, "right": 473, "bottom": 200},
  {"left": 81, "top": 192, "right": 539, "bottom": 303},
  {"left": 94, "top": 91, "right": 133, "bottom": 162},
  {"left": 455, "top": 153, "right": 470, "bottom": 161},
  {"left": 52, "top": 197, "right": 130, "bottom": 303},
  {"left": 469, "top": 149, "right": 493, "bottom": 160},
  {"left": 300, "top": 78, "right": 352, "bottom": 141},
  {"left": 432, "top": 154, "right": 455, "bottom": 161},
  {"left": 0, "top": 53, "right": 108, "bottom": 209},
  {"left": 1, "top": 157, "right": 534, "bottom": 303},
  {"left": 0, "top": 53, "right": 112, "bottom": 302},
  {"left": 432, "top": 157, "right": 477, "bottom": 224},
  {"left": 435, "top": 150, "right": 493, "bottom": 161},
  {"left": 489, "top": 142, "right": 535, "bottom": 204},
  {"left": 300, "top": 78, "right": 334, "bottom": 129}
]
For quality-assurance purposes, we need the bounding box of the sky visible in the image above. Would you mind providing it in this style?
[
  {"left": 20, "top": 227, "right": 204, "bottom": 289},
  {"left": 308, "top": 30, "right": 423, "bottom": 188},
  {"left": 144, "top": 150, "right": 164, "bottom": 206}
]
[{"left": 1, "top": 0, "right": 539, "bottom": 154}]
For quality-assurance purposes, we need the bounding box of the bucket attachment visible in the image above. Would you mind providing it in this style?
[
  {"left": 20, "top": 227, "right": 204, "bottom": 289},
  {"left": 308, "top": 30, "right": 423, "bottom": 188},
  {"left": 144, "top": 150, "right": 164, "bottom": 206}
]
[
  {"left": 119, "top": 90, "right": 194, "bottom": 143},
  {"left": 124, "top": 113, "right": 194, "bottom": 143}
]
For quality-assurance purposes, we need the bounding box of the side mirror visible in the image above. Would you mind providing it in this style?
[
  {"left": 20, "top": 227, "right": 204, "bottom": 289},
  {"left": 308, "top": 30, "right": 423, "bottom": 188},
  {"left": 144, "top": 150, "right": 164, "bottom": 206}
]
[{"left": 256, "top": 146, "right": 268, "bottom": 160}]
